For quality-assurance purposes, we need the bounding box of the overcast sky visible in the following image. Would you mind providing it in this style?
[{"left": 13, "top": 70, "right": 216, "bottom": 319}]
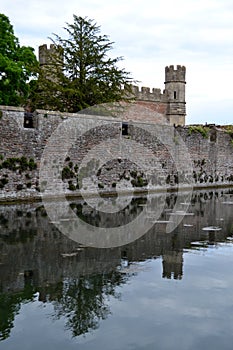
[{"left": 2, "top": 0, "right": 233, "bottom": 125}]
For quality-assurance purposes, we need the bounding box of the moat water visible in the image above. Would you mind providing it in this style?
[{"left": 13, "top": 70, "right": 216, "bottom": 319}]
[{"left": 0, "top": 188, "right": 233, "bottom": 350}]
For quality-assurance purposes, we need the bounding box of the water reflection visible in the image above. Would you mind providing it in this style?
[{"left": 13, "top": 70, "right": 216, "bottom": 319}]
[
  {"left": 0, "top": 188, "right": 233, "bottom": 343},
  {"left": 70, "top": 196, "right": 147, "bottom": 227},
  {"left": 0, "top": 277, "right": 34, "bottom": 341},
  {"left": 0, "top": 271, "right": 128, "bottom": 340}
]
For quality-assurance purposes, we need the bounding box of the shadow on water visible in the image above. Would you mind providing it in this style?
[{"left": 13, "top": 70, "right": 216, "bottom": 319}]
[{"left": 0, "top": 188, "right": 233, "bottom": 341}]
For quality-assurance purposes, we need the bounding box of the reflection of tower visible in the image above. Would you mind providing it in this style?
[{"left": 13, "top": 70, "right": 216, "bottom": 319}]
[
  {"left": 165, "top": 65, "right": 186, "bottom": 126},
  {"left": 162, "top": 251, "right": 183, "bottom": 280}
]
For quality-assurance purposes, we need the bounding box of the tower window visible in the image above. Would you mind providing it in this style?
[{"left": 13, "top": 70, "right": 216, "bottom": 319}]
[{"left": 174, "top": 91, "right": 177, "bottom": 99}]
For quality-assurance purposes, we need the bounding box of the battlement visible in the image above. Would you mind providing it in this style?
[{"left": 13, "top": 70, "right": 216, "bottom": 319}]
[
  {"left": 39, "top": 44, "right": 54, "bottom": 65},
  {"left": 129, "top": 85, "right": 163, "bottom": 102},
  {"left": 165, "top": 65, "right": 186, "bottom": 83},
  {"left": 39, "top": 44, "right": 63, "bottom": 65}
]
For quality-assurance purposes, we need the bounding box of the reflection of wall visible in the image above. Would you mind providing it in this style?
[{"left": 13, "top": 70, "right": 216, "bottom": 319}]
[{"left": 0, "top": 189, "right": 232, "bottom": 292}]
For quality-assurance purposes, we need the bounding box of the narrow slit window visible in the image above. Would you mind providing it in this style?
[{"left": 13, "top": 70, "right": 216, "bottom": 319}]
[
  {"left": 24, "top": 112, "right": 34, "bottom": 128},
  {"left": 122, "top": 122, "right": 129, "bottom": 136},
  {"left": 174, "top": 91, "right": 177, "bottom": 99}
]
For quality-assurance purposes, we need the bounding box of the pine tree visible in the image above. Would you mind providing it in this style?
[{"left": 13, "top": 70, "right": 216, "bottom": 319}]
[{"left": 35, "top": 15, "right": 134, "bottom": 112}]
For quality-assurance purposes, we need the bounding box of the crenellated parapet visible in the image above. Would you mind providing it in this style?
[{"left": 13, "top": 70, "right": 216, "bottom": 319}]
[
  {"left": 39, "top": 44, "right": 63, "bottom": 66},
  {"left": 127, "top": 85, "right": 165, "bottom": 102},
  {"left": 165, "top": 65, "right": 186, "bottom": 83},
  {"left": 39, "top": 44, "right": 55, "bottom": 65}
]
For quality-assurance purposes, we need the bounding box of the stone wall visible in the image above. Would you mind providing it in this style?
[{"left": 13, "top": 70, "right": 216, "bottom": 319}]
[{"left": 0, "top": 106, "right": 232, "bottom": 202}]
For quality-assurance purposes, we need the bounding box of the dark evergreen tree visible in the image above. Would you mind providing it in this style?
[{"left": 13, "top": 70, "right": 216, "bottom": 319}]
[{"left": 35, "top": 15, "right": 134, "bottom": 112}]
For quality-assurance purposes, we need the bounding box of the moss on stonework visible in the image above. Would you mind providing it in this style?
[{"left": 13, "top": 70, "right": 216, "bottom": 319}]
[
  {"left": 188, "top": 125, "right": 209, "bottom": 138},
  {"left": 68, "top": 181, "right": 76, "bottom": 191},
  {"left": 223, "top": 125, "right": 233, "bottom": 137},
  {"left": 61, "top": 159, "right": 80, "bottom": 191},
  {"left": 131, "top": 176, "right": 148, "bottom": 187},
  {"left": 0, "top": 156, "right": 37, "bottom": 172},
  {"left": 62, "top": 166, "right": 75, "bottom": 180}
]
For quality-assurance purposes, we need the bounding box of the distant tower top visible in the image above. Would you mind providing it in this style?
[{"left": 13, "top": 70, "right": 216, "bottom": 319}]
[
  {"left": 39, "top": 44, "right": 62, "bottom": 66},
  {"left": 165, "top": 65, "right": 186, "bottom": 83}
]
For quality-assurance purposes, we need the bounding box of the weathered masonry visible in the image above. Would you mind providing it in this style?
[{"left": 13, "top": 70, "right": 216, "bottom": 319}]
[
  {"left": 0, "top": 106, "right": 232, "bottom": 202},
  {"left": 39, "top": 44, "right": 186, "bottom": 126}
]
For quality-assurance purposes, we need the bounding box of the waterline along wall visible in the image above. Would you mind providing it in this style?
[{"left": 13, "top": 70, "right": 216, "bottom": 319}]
[{"left": 0, "top": 105, "right": 232, "bottom": 202}]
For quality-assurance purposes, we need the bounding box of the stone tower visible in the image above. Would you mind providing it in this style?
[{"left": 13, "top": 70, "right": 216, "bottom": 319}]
[
  {"left": 39, "top": 44, "right": 62, "bottom": 65},
  {"left": 165, "top": 65, "right": 186, "bottom": 125},
  {"left": 38, "top": 44, "right": 63, "bottom": 82}
]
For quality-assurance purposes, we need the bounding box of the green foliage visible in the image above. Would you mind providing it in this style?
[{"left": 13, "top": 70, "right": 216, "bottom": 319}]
[
  {"left": 223, "top": 125, "right": 233, "bottom": 136},
  {"left": 129, "top": 170, "right": 148, "bottom": 187},
  {"left": 0, "top": 14, "right": 38, "bottom": 106},
  {"left": 61, "top": 161, "right": 80, "bottom": 190},
  {"left": 28, "top": 158, "right": 37, "bottom": 170},
  {"left": 130, "top": 170, "right": 138, "bottom": 179},
  {"left": 131, "top": 175, "right": 148, "bottom": 187},
  {"left": 62, "top": 166, "right": 75, "bottom": 180},
  {"left": 0, "top": 156, "right": 37, "bottom": 172},
  {"left": 188, "top": 125, "right": 210, "bottom": 138},
  {"left": 68, "top": 181, "right": 76, "bottom": 191},
  {"left": 223, "top": 125, "right": 233, "bottom": 145},
  {"left": 34, "top": 15, "right": 134, "bottom": 112}
]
